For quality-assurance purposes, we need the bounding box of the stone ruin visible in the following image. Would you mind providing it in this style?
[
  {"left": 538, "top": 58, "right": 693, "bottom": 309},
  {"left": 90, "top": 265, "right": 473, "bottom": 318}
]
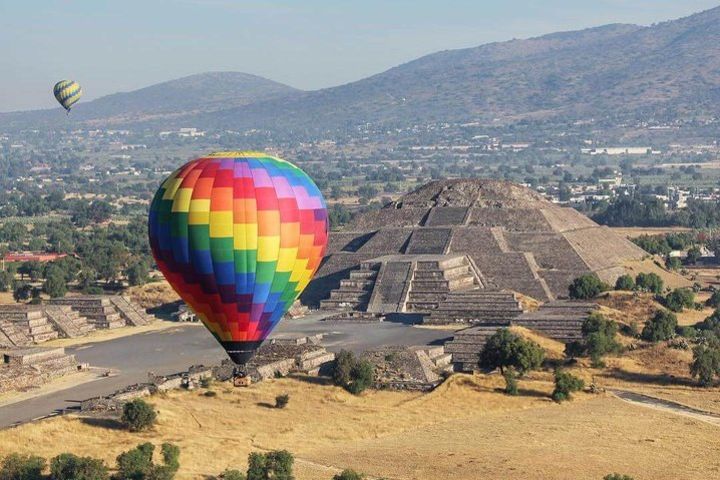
[
  {"left": 0, "top": 295, "right": 155, "bottom": 348},
  {"left": 362, "top": 345, "right": 453, "bottom": 391},
  {"left": 305, "top": 179, "right": 642, "bottom": 368},
  {"left": 446, "top": 301, "right": 598, "bottom": 371},
  {"left": 0, "top": 347, "right": 85, "bottom": 394},
  {"left": 308, "top": 179, "right": 644, "bottom": 309}
]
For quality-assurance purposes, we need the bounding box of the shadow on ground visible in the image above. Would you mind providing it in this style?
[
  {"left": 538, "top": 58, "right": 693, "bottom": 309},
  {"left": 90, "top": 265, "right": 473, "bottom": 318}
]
[{"left": 79, "top": 417, "right": 125, "bottom": 430}]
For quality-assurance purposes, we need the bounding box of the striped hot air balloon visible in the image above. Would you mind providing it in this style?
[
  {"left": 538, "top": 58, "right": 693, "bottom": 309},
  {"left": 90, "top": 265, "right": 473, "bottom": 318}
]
[
  {"left": 53, "top": 80, "right": 82, "bottom": 112},
  {"left": 148, "top": 151, "right": 329, "bottom": 366}
]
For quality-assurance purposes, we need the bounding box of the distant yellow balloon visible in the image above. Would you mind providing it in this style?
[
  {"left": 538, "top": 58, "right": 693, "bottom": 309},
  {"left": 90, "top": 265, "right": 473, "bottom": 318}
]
[{"left": 53, "top": 80, "right": 82, "bottom": 112}]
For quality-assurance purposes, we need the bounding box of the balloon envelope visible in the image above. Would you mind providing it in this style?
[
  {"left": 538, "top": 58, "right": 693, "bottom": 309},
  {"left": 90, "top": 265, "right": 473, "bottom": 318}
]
[
  {"left": 148, "top": 152, "right": 329, "bottom": 364},
  {"left": 53, "top": 80, "right": 82, "bottom": 111}
]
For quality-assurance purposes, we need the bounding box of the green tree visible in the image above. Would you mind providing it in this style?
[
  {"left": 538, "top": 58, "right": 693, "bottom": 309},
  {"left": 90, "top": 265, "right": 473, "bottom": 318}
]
[
  {"left": 50, "top": 453, "right": 109, "bottom": 480},
  {"left": 121, "top": 399, "right": 157, "bottom": 432},
  {"left": 0, "top": 454, "right": 45, "bottom": 480},
  {"left": 332, "top": 350, "right": 354, "bottom": 388},
  {"left": 568, "top": 274, "right": 609, "bottom": 299},
  {"left": 246, "top": 451, "right": 294, "bottom": 480},
  {"left": 43, "top": 264, "right": 68, "bottom": 298},
  {"left": 219, "top": 470, "right": 246, "bottom": 480},
  {"left": 333, "top": 470, "right": 365, "bottom": 480},
  {"left": 635, "top": 273, "right": 663, "bottom": 294},
  {"left": 115, "top": 443, "right": 154, "bottom": 480},
  {"left": 663, "top": 288, "right": 694, "bottom": 312},
  {"left": 12, "top": 281, "right": 32, "bottom": 303},
  {"left": 18, "top": 261, "right": 43, "bottom": 281},
  {"left": 686, "top": 246, "right": 702, "bottom": 264},
  {"left": 347, "top": 359, "right": 374, "bottom": 395},
  {"left": 665, "top": 256, "right": 681, "bottom": 271},
  {"left": 614, "top": 274, "right": 635, "bottom": 291},
  {"left": 706, "top": 290, "right": 720, "bottom": 309},
  {"left": 480, "top": 329, "right": 545, "bottom": 376},
  {"left": 114, "top": 443, "right": 179, "bottom": 480},
  {"left": 503, "top": 367, "right": 519, "bottom": 395},
  {"left": 581, "top": 313, "right": 622, "bottom": 367},
  {"left": 642, "top": 311, "right": 678, "bottom": 342},
  {"left": 690, "top": 343, "right": 720, "bottom": 387},
  {"left": 125, "top": 260, "right": 150, "bottom": 286},
  {"left": 696, "top": 310, "right": 720, "bottom": 337},
  {"left": 0, "top": 270, "right": 13, "bottom": 292},
  {"left": 551, "top": 369, "right": 585, "bottom": 402}
]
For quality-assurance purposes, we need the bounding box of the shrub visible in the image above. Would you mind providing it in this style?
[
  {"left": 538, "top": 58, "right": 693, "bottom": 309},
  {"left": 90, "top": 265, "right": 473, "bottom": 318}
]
[
  {"left": 581, "top": 313, "right": 622, "bottom": 365},
  {"left": 332, "top": 350, "right": 354, "bottom": 388},
  {"left": 333, "top": 470, "right": 365, "bottom": 480},
  {"left": 332, "top": 350, "right": 374, "bottom": 395},
  {"left": 200, "top": 376, "right": 212, "bottom": 388},
  {"left": 687, "top": 246, "right": 702, "bottom": 264},
  {"left": 50, "top": 453, "right": 108, "bottom": 480},
  {"left": 121, "top": 398, "right": 157, "bottom": 432},
  {"left": 706, "top": 290, "right": 720, "bottom": 308},
  {"left": 220, "top": 470, "right": 247, "bottom": 480},
  {"left": 604, "top": 475, "right": 635, "bottom": 480},
  {"left": 635, "top": 273, "right": 663, "bottom": 294},
  {"left": 696, "top": 310, "right": 720, "bottom": 337},
  {"left": 691, "top": 344, "right": 720, "bottom": 387},
  {"left": 663, "top": 288, "right": 695, "bottom": 312},
  {"left": 203, "top": 391, "right": 217, "bottom": 397},
  {"left": 569, "top": 274, "right": 609, "bottom": 299},
  {"left": 676, "top": 326, "right": 698, "bottom": 339},
  {"left": 614, "top": 274, "right": 635, "bottom": 291},
  {"left": 503, "top": 368, "right": 519, "bottom": 395},
  {"left": 552, "top": 369, "right": 585, "bottom": 402},
  {"left": 247, "top": 451, "right": 294, "bottom": 480},
  {"left": 115, "top": 442, "right": 179, "bottom": 480},
  {"left": 642, "top": 311, "right": 678, "bottom": 342},
  {"left": 480, "top": 329, "right": 545, "bottom": 375},
  {"left": 115, "top": 443, "right": 155, "bottom": 479},
  {"left": 665, "top": 256, "right": 681, "bottom": 271},
  {"left": 347, "top": 360, "right": 374, "bottom": 395},
  {"left": 0, "top": 454, "right": 45, "bottom": 480},
  {"left": 275, "top": 394, "right": 290, "bottom": 409}
]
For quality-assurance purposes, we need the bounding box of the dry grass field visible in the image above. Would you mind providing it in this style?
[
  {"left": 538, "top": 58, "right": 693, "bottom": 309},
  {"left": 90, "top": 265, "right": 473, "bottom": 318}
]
[{"left": 1, "top": 373, "right": 718, "bottom": 480}]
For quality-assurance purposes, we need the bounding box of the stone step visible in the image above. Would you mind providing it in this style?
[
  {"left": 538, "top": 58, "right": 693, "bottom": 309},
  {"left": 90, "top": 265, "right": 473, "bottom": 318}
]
[
  {"left": 329, "top": 291, "right": 370, "bottom": 301},
  {"left": 411, "top": 276, "right": 476, "bottom": 291},
  {"left": 320, "top": 299, "right": 368, "bottom": 310},
  {"left": 349, "top": 270, "right": 378, "bottom": 280},
  {"left": 340, "top": 279, "right": 374, "bottom": 289}
]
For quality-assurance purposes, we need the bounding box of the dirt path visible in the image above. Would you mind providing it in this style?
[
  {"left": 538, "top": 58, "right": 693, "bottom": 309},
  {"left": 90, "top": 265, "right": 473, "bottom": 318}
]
[{"left": 610, "top": 389, "right": 720, "bottom": 426}]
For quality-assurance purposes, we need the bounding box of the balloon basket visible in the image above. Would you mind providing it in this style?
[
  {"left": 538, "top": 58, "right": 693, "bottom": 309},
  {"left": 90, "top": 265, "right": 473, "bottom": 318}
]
[{"left": 233, "top": 374, "right": 252, "bottom": 387}]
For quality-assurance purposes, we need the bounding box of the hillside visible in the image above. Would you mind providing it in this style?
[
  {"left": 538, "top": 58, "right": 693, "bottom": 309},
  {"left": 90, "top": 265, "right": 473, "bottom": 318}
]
[
  {"left": 4, "top": 7, "right": 720, "bottom": 132},
  {"left": 0, "top": 72, "right": 299, "bottom": 127},
  {"left": 199, "top": 7, "right": 720, "bottom": 133}
]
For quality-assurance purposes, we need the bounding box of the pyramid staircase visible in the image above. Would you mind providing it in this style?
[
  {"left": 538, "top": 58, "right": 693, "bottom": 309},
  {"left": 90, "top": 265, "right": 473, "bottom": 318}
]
[
  {"left": 405, "top": 256, "right": 479, "bottom": 312},
  {"left": 0, "top": 319, "right": 31, "bottom": 347},
  {"left": 43, "top": 305, "right": 95, "bottom": 338},
  {"left": 320, "top": 262, "right": 380, "bottom": 311},
  {"left": 422, "top": 290, "right": 524, "bottom": 325},
  {"left": 109, "top": 296, "right": 153, "bottom": 326},
  {"left": 48, "top": 297, "right": 125, "bottom": 329},
  {"left": 512, "top": 301, "right": 597, "bottom": 343},
  {"left": 0, "top": 308, "right": 58, "bottom": 343},
  {"left": 445, "top": 324, "right": 509, "bottom": 372}
]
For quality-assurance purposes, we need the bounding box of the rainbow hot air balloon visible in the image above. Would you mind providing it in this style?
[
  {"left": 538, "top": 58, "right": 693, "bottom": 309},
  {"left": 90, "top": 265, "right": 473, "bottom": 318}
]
[
  {"left": 148, "top": 151, "right": 329, "bottom": 366},
  {"left": 53, "top": 79, "right": 83, "bottom": 112}
]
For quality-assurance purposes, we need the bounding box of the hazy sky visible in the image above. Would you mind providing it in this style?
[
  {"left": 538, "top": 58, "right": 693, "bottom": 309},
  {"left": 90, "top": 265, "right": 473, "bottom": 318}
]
[{"left": 1, "top": 0, "right": 718, "bottom": 112}]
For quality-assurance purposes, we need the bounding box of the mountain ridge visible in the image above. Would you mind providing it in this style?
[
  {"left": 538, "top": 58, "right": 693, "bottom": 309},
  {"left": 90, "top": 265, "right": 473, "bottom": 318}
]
[{"left": 3, "top": 6, "right": 720, "bottom": 133}]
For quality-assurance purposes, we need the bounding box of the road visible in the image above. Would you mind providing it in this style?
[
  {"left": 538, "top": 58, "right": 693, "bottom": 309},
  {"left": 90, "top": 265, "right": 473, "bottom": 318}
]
[
  {"left": 0, "top": 315, "right": 453, "bottom": 428},
  {"left": 610, "top": 389, "right": 720, "bottom": 426}
]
